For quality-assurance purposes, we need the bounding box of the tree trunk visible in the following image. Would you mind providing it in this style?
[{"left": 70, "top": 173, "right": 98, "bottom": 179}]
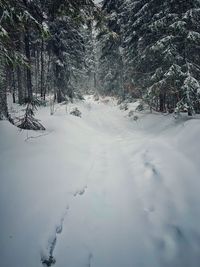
[
  {"left": 17, "top": 65, "right": 24, "bottom": 104},
  {"left": 45, "top": 53, "right": 51, "bottom": 96},
  {"left": 15, "top": 32, "right": 25, "bottom": 104},
  {"left": 0, "top": 87, "right": 8, "bottom": 119},
  {"left": 0, "top": 66, "right": 9, "bottom": 119},
  {"left": 24, "top": 28, "right": 33, "bottom": 102},
  {"left": 57, "top": 88, "right": 62, "bottom": 103},
  {"left": 188, "top": 108, "right": 193, "bottom": 116},
  {"left": 159, "top": 93, "right": 166, "bottom": 112},
  {"left": 40, "top": 37, "right": 45, "bottom": 100},
  {"left": 36, "top": 46, "right": 40, "bottom": 96},
  {"left": 12, "top": 69, "right": 16, "bottom": 103}
]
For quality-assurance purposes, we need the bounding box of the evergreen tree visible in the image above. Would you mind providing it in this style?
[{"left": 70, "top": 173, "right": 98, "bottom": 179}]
[
  {"left": 97, "top": 0, "right": 124, "bottom": 96},
  {"left": 0, "top": 0, "right": 95, "bottom": 123},
  {"left": 122, "top": 0, "right": 200, "bottom": 114},
  {"left": 1, "top": 0, "right": 200, "bottom": 122},
  {"left": 45, "top": 0, "right": 95, "bottom": 102}
]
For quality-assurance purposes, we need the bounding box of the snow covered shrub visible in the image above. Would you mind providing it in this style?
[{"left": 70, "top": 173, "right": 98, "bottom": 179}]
[
  {"left": 94, "top": 94, "right": 99, "bottom": 101},
  {"left": 17, "top": 100, "right": 45, "bottom": 130},
  {"left": 74, "top": 92, "right": 85, "bottom": 101},
  {"left": 178, "top": 76, "right": 200, "bottom": 116},
  {"left": 102, "top": 99, "right": 110, "bottom": 104},
  {"left": 70, "top": 107, "right": 82, "bottom": 117},
  {"left": 135, "top": 103, "right": 144, "bottom": 112},
  {"left": 37, "top": 98, "right": 48, "bottom": 107},
  {"left": 120, "top": 103, "right": 128, "bottom": 111},
  {"left": 117, "top": 98, "right": 124, "bottom": 105},
  {"left": 128, "top": 110, "right": 134, "bottom": 117}
]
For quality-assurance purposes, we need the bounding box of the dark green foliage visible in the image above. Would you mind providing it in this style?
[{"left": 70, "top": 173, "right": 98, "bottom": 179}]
[
  {"left": 0, "top": 0, "right": 96, "bottom": 124},
  {"left": 97, "top": 0, "right": 124, "bottom": 96},
  {"left": 96, "top": 0, "right": 200, "bottom": 115},
  {"left": 122, "top": 0, "right": 200, "bottom": 114},
  {"left": 1, "top": 0, "right": 200, "bottom": 122}
]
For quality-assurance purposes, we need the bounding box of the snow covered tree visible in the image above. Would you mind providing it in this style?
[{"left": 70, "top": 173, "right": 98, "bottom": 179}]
[
  {"left": 1, "top": 0, "right": 200, "bottom": 120},
  {"left": 0, "top": 0, "right": 22, "bottom": 119},
  {"left": 82, "top": 19, "right": 98, "bottom": 93},
  {"left": 97, "top": 0, "right": 124, "bottom": 96},
  {"left": 0, "top": 0, "right": 96, "bottom": 123},
  {"left": 122, "top": 0, "right": 200, "bottom": 114},
  {"left": 0, "top": 53, "right": 9, "bottom": 119},
  {"left": 46, "top": 0, "right": 96, "bottom": 102}
]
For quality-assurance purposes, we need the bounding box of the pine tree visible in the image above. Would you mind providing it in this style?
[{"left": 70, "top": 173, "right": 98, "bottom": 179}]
[
  {"left": 0, "top": 0, "right": 95, "bottom": 123},
  {"left": 122, "top": 0, "right": 200, "bottom": 114},
  {"left": 46, "top": 0, "right": 95, "bottom": 102},
  {"left": 97, "top": 0, "right": 124, "bottom": 96}
]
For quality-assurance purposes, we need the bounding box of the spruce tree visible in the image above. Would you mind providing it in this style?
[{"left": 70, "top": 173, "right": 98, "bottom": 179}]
[
  {"left": 122, "top": 0, "right": 200, "bottom": 114},
  {"left": 97, "top": 0, "right": 124, "bottom": 96}
]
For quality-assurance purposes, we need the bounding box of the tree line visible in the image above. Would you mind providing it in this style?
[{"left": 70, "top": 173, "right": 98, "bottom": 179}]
[
  {"left": 97, "top": 0, "right": 200, "bottom": 115},
  {"left": 1, "top": 0, "right": 200, "bottom": 124},
  {"left": 0, "top": 0, "right": 98, "bottom": 121}
]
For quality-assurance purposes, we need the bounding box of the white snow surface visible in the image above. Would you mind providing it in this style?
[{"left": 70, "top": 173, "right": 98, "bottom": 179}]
[{"left": 1, "top": 95, "right": 200, "bottom": 267}]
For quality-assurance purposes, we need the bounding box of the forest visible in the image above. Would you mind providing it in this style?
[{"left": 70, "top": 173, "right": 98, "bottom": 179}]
[
  {"left": 1, "top": 1, "right": 200, "bottom": 267},
  {"left": 0, "top": 0, "right": 200, "bottom": 127}
]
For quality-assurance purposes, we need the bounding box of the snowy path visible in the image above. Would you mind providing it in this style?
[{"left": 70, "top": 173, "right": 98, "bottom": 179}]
[{"left": 1, "top": 96, "right": 200, "bottom": 267}]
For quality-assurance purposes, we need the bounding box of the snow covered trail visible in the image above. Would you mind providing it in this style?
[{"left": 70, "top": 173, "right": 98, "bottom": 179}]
[{"left": 0, "top": 96, "right": 200, "bottom": 267}]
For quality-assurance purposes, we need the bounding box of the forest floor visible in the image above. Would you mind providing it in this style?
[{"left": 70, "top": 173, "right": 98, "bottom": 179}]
[{"left": 0, "top": 95, "right": 200, "bottom": 267}]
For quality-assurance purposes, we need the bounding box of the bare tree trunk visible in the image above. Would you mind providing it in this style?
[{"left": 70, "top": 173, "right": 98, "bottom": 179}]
[
  {"left": 33, "top": 44, "right": 38, "bottom": 97},
  {"left": 188, "top": 108, "right": 193, "bottom": 116},
  {"left": 17, "top": 65, "right": 24, "bottom": 104},
  {"left": 40, "top": 37, "right": 45, "bottom": 100},
  {"left": 24, "top": 28, "right": 33, "bottom": 102},
  {"left": 16, "top": 32, "right": 25, "bottom": 104},
  {"left": 12, "top": 69, "right": 16, "bottom": 103},
  {"left": 0, "top": 65, "right": 9, "bottom": 119},
  {"left": 0, "top": 86, "right": 8, "bottom": 119},
  {"left": 45, "top": 53, "right": 51, "bottom": 96},
  {"left": 57, "top": 88, "right": 62, "bottom": 103},
  {"left": 159, "top": 93, "right": 166, "bottom": 112},
  {"left": 94, "top": 72, "right": 97, "bottom": 89}
]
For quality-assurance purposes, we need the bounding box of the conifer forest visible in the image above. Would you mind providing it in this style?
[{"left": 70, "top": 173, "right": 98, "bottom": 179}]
[{"left": 1, "top": 1, "right": 200, "bottom": 267}]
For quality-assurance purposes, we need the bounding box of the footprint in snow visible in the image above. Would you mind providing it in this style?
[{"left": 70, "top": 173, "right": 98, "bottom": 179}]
[
  {"left": 87, "top": 252, "right": 93, "bottom": 267},
  {"left": 154, "top": 224, "right": 188, "bottom": 264},
  {"left": 73, "top": 186, "right": 87, "bottom": 197},
  {"left": 41, "top": 206, "right": 69, "bottom": 266},
  {"left": 143, "top": 151, "right": 162, "bottom": 183},
  {"left": 41, "top": 186, "right": 88, "bottom": 266}
]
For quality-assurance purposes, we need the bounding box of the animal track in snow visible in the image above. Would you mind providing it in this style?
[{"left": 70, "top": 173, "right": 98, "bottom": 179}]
[
  {"left": 87, "top": 252, "right": 93, "bottom": 267},
  {"left": 73, "top": 185, "right": 87, "bottom": 197},
  {"left": 41, "top": 206, "right": 69, "bottom": 266},
  {"left": 41, "top": 186, "right": 88, "bottom": 266},
  {"left": 142, "top": 150, "right": 163, "bottom": 183}
]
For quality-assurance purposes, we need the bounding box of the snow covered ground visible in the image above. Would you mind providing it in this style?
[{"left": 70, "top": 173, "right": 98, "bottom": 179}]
[{"left": 1, "top": 95, "right": 200, "bottom": 267}]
